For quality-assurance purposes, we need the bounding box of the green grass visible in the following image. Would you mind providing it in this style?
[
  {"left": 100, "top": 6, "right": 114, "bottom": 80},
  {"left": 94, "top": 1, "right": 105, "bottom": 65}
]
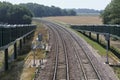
[{"left": 75, "top": 31, "right": 107, "bottom": 56}]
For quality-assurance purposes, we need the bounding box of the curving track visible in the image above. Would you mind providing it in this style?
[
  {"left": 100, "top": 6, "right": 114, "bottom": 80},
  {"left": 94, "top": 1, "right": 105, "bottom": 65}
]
[
  {"left": 34, "top": 19, "right": 119, "bottom": 80},
  {"left": 48, "top": 24, "right": 70, "bottom": 80},
  {"left": 48, "top": 22, "right": 100, "bottom": 80}
]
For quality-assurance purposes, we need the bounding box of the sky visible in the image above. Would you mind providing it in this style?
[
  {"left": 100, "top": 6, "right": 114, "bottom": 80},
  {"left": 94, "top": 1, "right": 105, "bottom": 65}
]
[{"left": 0, "top": 0, "right": 111, "bottom": 10}]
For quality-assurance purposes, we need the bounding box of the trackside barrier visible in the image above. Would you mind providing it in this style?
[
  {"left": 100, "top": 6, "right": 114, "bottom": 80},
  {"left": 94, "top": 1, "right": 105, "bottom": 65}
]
[
  {"left": 0, "top": 24, "right": 36, "bottom": 71},
  {"left": 70, "top": 24, "right": 120, "bottom": 62},
  {"left": 70, "top": 24, "right": 120, "bottom": 37},
  {"left": 0, "top": 24, "right": 36, "bottom": 47}
]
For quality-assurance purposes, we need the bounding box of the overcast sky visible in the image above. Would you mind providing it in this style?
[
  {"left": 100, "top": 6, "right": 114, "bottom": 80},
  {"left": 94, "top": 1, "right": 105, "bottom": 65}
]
[{"left": 0, "top": 0, "right": 111, "bottom": 10}]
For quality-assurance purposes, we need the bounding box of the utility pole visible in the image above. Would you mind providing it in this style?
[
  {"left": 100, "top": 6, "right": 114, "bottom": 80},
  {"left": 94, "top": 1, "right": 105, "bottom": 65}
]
[
  {"left": 105, "top": 33, "right": 110, "bottom": 64},
  {"left": 31, "top": 43, "right": 36, "bottom": 67}
]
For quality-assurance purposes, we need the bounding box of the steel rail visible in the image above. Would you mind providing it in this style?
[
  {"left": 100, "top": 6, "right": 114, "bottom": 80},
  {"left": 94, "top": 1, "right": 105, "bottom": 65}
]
[
  {"left": 47, "top": 23, "right": 70, "bottom": 80},
  {"left": 46, "top": 25, "right": 59, "bottom": 80},
  {"left": 56, "top": 26, "right": 70, "bottom": 80},
  {"left": 54, "top": 24, "right": 89, "bottom": 80},
  {"left": 59, "top": 24, "right": 102, "bottom": 80}
]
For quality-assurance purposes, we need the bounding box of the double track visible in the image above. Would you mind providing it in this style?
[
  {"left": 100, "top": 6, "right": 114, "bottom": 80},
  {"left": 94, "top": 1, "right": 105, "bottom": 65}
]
[
  {"left": 47, "top": 22, "right": 101, "bottom": 80},
  {"left": 34, "top": 19, "right": 118, "bottom": 80}
]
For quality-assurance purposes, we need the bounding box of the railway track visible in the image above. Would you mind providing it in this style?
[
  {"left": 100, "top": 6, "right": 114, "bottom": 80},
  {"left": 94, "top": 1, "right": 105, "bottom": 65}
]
[
  {"left": 34, "top": 19, "right": 119, "bottom": 80},
  {"left": 47, "top": 24, "right": 70, "bottom": 80},
  {"left": 68, "top": 34, "right": 100, "bottom": 80},
  {"left": 48, "top": 23, "right": 101, "bottom": 80}
]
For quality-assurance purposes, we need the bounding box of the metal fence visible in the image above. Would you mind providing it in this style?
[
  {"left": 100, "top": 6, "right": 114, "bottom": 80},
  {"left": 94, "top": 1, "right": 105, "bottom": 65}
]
[
  {"left": 71, "top": 25, "right": 120, "bottom": 37},
  {"left": 0, "top": 24, "right": 36, "bottom": 47}
]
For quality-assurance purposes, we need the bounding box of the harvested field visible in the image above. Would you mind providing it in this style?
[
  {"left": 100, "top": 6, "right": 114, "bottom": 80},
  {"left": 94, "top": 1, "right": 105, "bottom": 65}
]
[{"left": 44, "top": 16, "right": 103, "bottom": 24}]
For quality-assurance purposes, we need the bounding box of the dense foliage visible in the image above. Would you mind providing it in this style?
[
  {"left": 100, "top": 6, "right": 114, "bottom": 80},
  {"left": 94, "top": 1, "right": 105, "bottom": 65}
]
[
  {"left": 101, "top": 0, "right": 120, "bottom": 24},
  {"left": 20, "top": 3, "right": 76, "bottom": 17},
  {"left": 0, "top": 2, "right": 33, "bottom": 24}
]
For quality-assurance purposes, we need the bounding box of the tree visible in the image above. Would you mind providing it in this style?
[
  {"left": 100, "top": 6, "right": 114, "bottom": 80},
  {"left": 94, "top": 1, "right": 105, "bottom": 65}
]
[
  {"left": 101, "top": 4, "right": 112, "bottom": 24},
  {"left": 101, "top": 0, "right": 120, "bottom": 24},
  {"left": 0, "top": 2, "right": 12, "bottom": 24},
  {"left": 67, "top": 9, "right": 77, "bottom": 16},
  {"left": 0, "top": 2, "right": 33, "bottom": 24},
  {"left": 7, "top": 5, "right": 32, "bottom": 24}
]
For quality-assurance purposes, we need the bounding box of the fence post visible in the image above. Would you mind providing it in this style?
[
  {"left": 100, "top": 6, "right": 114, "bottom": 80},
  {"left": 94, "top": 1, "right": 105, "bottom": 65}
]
[
  {"left": 0, "top": 28, "right": 2, "bottom": 47},
  {"left": 4, "top": 48, "right": 8, "bottom": 71},
  {"left": 96, "top": 33, "right": 99, "bottom": 43},
  {"left": 108, "top": 38, "right": 110, "bottom": 50},
  {"left": 23, "top": 37, "right": 26, "bottom": 44},
  {"left": 83, "top": 31, "right": 85, "bottom": 35},
  {"left": 20, "top": 39, "right": 22, "bottom": 50},
  {"left": 105, "top": 33, "right": 110, "bottom": 50},
  {"left": 14, "top": 42, "right": 17, "bottom": 59},
  {"left": 89, "top": 32, "right": 91, "bottom": 38}
]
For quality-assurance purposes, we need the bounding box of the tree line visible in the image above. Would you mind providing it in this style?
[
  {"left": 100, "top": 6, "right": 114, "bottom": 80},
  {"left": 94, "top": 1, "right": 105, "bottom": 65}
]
[
  {"left": 20, "top": 3, "right": 76, "bottom": 17},
  {"left": 0, "top": 2, "right": 76, "bottom": 24},
  {"left": 0, "top": 2, "right": 32, "bottom": 24},
  {"left": 1, "top": 0, "right": 120, "bottom": 25},
  {"left": 74, "top": 8, "right": 101, "bottom": 14}
]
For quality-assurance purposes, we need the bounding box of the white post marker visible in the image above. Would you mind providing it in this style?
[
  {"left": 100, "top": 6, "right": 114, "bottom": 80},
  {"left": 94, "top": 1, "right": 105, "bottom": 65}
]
[{"left": 31, "top": 43, "right": 36, "bottom": 67}]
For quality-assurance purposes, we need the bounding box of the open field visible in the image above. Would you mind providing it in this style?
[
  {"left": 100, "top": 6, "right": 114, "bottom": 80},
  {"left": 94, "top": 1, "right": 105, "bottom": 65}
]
[{"left": 44, "top": 16, "right": 103, "bottom": 24}]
